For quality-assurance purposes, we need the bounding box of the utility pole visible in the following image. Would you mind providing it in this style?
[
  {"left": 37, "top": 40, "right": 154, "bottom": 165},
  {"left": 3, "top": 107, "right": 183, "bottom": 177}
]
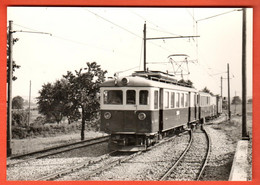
[
  {"left": 7, "top": 20, "right": 13, "bottom": 157},
  {"left": 234, "top": 91, "right": 237, "bottom": 114},
  {"left": 221, "top": 76, "right": 223, "bottom": 97},
  {"left": 242, "top": 8, "right": 249, "bottom": 140},
  {"left": 28, "top": 80, "right": 31, "bottom": 126},
  {"left": 143, "top": 22, "right": 199, "bottom": 73},
  {"left": 6, "top": 21, "right": 52, "bottom": 157},
  {"left": 227, "top": 63, "right": 231, "bottom": 120},
  {"left": 143, "top": 22, "right": 146, "bottom": 71}
]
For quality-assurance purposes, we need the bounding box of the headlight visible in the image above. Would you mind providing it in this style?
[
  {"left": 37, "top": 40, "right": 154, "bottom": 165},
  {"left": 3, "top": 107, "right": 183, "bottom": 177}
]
[
  {"left": 121, "top": 77, "right": 129, "bottom": 85},
  {"left": 138, "top": 112, "right": 146, "bottom": 120},
  {"left": 104, "top": 112, "right": 111, "bottom": 119}
]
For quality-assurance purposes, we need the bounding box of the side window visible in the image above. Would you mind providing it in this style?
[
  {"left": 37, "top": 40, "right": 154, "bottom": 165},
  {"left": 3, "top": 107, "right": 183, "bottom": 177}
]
[
  {"left": 181, "top": 93, "right": 184, "bottom": 107},
  {"left": 185, "top": 94, "right": 189, "bottom": 107},
  {"left": 104, "top": 90, "right": 123, "bottom": 105},
  {"left": 194, "top": 94, "right": 196, "bottom": 106},
  {"left": 126, "top": 90, "right": 136, "bottom": 104},
  {"left": 171, "top": 92, "right": 175, "bottom": 108},
  {"left": 165, "top": 91, "right": 169, "bottom": 108},
  {"left": 176, "top": 93, "right": 180, "bottom": 108},
  {"left": 139, "top": 90, "right": 149, "bottom": 105},
  {"left": 154, "top": 90, "right": 159, "bottom": 109}
]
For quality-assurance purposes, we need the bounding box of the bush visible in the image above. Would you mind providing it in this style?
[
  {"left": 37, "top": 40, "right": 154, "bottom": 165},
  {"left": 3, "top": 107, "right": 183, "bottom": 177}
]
[
  {"left": 12, "top": 110, "right": 29, "bottom": 126},
  {"left": 12, "top": 121, "right": 82, "bottom": 139}
]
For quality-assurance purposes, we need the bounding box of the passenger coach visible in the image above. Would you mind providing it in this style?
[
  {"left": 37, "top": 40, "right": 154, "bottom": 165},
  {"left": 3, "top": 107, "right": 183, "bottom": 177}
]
[{"left": 100, "top": 71, "right": 221, "bottom": 151}]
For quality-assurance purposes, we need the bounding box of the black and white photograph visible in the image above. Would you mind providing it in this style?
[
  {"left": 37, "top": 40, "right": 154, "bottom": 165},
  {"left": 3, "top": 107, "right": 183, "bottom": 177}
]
[{"left": 6, "top": 7, "right": 252, "bottom": 181}]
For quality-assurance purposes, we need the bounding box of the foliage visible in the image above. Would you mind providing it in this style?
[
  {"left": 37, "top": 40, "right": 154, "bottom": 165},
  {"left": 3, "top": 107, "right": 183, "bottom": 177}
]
[
  {"left": 7, "top": 31, "right": 20, "bottom": 82},
  {"left": 12, "top": 96, "right": 24, "bottom": 109},
  {"left": 201, "top": 87, "right": 214, "bottom": 95},
  {"left": 63, "top": 62, "right": 107, "bottom": 140},
  {"left": 11, "top": 121, "right": 85, "bottom": 139},
  {"left": 36, "top": 62, "right": 106, "bottom": 140},
  {"left": 178, "top": 79, "right": 194, "bottom": 87},
  {"left": 37, "top": 80, "right": 69, "bottom": 124},
  {"left": 232, "top": 96, "right": 242, "bottom": 104},
  {"left": 12, "top": 110, "right": 29, "bottom": 126}
]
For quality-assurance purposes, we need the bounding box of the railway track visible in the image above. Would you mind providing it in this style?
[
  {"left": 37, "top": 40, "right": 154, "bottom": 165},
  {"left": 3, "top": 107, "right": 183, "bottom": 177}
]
[
  {"left": 160, "top": 126, "right": 211, "bottom": 181},
  {"left": 7, "top": 135, "right": 109, "bottom": 167},
  {"left": 35, "top": 131, "right": 187, "bottom": 181}
]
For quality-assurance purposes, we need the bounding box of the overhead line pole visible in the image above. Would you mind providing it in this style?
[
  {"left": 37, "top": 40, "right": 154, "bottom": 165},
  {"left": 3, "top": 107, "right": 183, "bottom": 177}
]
[
  {"left": 7, "top": 21, "right": 52, "bottom": 157},
  {"left": 144, "top": 22, "right": 146, "bottom": 71},
  {"left": 143, "top": 22, "right": 200, "bottom": 73},
  {"left": 221, "top": 76, "right": 223, "bottom": 97},
  {"left": 242, "top": 8, "right": 249, "bottom": 140},
  {"left": 227, "top": 63, "right": 231, "bottom": 120},
  {"left": 7, "top": 20, "right": 13, "bottom": 157}
]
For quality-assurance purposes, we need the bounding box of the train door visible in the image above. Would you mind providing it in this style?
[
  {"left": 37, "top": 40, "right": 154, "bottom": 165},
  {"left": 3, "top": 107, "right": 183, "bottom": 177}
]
[{"left": 159, "top": 88, "right": 164, "bottom": 132}]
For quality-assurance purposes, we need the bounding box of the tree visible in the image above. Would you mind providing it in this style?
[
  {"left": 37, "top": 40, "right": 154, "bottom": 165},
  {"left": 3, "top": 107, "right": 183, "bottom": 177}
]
[
  {"left": 7, "top": 31, "right": 20, "bottom": 82},
  {"left": 178, "top": 79, "right": 193, "bottom": 87},
  {"left": 232, "top": 96, "right": 242, "bottom": 104},
  {"left": 201, "top": 87, "right": 214, "bottom": 95},
  {"left": 37, "top": 80, "right": 69, "bottom": 124},
  {"left": 12, "top": 96, "right": 24, "bottom": 109},
  {"left": 63, "top": 62, "right": 107, "bottom": 140}
]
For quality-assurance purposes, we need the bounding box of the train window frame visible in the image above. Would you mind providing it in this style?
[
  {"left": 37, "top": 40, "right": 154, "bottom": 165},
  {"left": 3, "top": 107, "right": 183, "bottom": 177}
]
[
  {"left": 171, "top": 92, "right": 175, "bottom": 108},
  {"left": 165, "top": 91, "right": 169, "bottom": 108},
  {"left": 139, "top": 90, "right": 149, "bottom": 105},
  {"left": 181, "top": 93, "right": 184, "bottom": 107},
  {"left": 103, "top": 90, "right": 123, "bottom": 105},
  {"left": 176, "top": 92, "right": 180, "bottom": 108},
  {"left": 126, "top": 90, "right": 136, "bottom": 104},
  {"left": 185, "top": 93, "right": 189, "bottom": 107},
  {"left": 154, "top": 90, "right": 159, "bottom": 109}
]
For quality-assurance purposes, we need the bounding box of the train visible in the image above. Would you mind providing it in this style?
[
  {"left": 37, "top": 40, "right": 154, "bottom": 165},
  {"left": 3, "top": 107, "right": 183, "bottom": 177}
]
[{"left": 100, "top": 70, "right": 222, "bottom": 151}]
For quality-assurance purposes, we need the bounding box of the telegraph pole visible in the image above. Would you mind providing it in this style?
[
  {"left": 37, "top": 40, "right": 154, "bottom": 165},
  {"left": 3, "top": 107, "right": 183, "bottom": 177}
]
[
  {"left": 28, "top": 80, "right": 31, "bottom": 126},
  {"left": 221, "top": 76, "right": 223, "bottom": 97},
  {"left": 227, "top": 63, "right": 231, "bottom": 120},
  {"left": 242, "top": 8, "right": 249, "bottom": 139},
  {"left": 143, "top": 22, "right": 146, "bottom": 71},
  {"left": 7, "top": 20, "right": 13, "bottom": 157},
  {"left": 143, "top": 22, "right": 199, "bottom": 73},
  {"left": 7, "top": 21, "right": 52, "bottom": 157}
]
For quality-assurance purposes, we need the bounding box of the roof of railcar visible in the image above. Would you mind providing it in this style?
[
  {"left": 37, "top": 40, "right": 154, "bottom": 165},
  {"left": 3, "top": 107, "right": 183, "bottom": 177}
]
[{"left": 100, "top": 76, "right": 198, "bottom": 92}]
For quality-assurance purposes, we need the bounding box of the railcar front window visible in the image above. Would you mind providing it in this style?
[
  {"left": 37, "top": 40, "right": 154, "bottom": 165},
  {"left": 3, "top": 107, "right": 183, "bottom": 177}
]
[
  {"left": 127, "top": 90, "right": 136, "bottom": 104},
  {"left": 103, "top": 90, "right": 123, "bottom": 104},
  {"left": 139, "top": 90, "right": 149, "bottom": 105}
]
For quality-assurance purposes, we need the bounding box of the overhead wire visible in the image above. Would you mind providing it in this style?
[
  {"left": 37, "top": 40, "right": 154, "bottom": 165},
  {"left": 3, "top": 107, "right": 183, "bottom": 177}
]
[
  {"left": 13, "top": 23, "right": 114, "bottom": 52},
  {"left": 84, "top": 8, "right": 176, "bottom": 58}
]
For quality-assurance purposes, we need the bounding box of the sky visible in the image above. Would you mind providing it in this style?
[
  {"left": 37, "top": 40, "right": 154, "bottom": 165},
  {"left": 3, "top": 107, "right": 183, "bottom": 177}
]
[{"left": 7, "top": 7, "right": 253, "bottom": 101}]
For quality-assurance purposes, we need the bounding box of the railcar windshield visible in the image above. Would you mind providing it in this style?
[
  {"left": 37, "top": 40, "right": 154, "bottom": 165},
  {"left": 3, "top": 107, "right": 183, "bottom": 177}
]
[
  {"left": 103, "top": 90, "right": 123, "bottom": 104},
  {"left": 126, "top": 90, "right": 136, "bottom": 104}
]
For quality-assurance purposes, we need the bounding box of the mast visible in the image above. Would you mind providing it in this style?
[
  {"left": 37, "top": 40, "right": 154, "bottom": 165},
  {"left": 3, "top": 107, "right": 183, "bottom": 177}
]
[{"left": 143, "top": 22, "right": 146, "bottom": 71}]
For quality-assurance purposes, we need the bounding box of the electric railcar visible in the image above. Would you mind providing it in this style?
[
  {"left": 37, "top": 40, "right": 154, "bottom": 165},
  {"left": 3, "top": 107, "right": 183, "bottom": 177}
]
[{"left": 100, "top": 71, "right": 222, "bottom": 151}]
